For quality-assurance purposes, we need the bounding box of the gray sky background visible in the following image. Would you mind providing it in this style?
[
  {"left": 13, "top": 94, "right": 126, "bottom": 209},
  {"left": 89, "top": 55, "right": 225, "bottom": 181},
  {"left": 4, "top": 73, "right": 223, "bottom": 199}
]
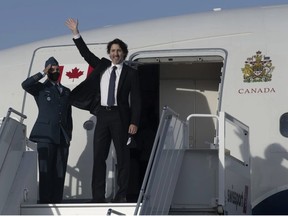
[{"left": 1, "top": 0, "right": 288, "bottom": 50}]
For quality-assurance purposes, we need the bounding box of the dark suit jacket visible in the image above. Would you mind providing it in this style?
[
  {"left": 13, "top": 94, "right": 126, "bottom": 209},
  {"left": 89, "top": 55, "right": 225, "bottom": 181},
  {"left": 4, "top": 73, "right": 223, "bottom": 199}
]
[
  {"left": 22, "top": 73, "right": 73, "bottom": 145},
  {"left": 69, "top": 36, "right": 141, "bottom": 129}
]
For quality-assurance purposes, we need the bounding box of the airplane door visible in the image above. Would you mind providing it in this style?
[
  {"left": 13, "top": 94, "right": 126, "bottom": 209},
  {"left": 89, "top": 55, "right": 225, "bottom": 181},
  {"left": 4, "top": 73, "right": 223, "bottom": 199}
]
[
  {"left": 128, "top": 49, "right": 226, "bottom": 146},
  {"left": 127, "top": 49, "right": 226, "bottom": 200}
]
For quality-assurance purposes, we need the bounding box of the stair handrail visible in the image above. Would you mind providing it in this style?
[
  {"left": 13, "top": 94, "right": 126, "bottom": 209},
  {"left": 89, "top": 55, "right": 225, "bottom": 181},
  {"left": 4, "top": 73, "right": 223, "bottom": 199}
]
[
  {"left": 186, "top": 113, "right": 219, "bottom": 141},
  {"left": 7, "top": 107, "right": 27, "bottom": 122},
  {"left": 0, "top": 107, "right": 27, "bottom": 173},
  {"left": 0, "top": 107, "right": 27, "bottom": 138},
  {"left": 134, "top": 106, "right": 182, "bottom": 215},
  {"left": 186, "top": 113, "right": 225, "bottom": 207}
]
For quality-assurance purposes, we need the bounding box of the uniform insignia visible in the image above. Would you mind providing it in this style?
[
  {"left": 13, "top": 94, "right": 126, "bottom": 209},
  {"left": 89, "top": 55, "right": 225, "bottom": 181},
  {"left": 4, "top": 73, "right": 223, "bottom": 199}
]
[
  {"left": 47, "top": 97, "right": 51, "bottom": 101},
  {"left": 241, "top": 51, "right": 275, "bottom": 82}
]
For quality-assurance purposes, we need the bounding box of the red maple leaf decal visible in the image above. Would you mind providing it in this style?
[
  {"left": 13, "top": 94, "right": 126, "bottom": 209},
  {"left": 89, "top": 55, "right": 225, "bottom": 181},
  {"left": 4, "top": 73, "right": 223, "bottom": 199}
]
[{"left": 66, "top": 67, "right": 84, "bottom": 82}]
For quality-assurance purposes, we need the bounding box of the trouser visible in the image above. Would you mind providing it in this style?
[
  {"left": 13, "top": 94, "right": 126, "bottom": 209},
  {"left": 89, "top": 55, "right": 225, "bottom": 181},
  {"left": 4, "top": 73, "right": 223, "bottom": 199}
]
[
  {"left": 92, "top": 107, "right": 130, "bottom": 201},
  {"left": 37, "top": 136, "right": 69, "bottom": 203}
]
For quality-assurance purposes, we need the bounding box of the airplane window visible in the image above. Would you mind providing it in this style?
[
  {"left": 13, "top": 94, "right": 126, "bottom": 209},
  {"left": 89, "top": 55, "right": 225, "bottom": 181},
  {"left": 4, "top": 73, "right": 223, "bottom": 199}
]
[{"left": 280, "top": 113, "right": 288, "bottom": 137}]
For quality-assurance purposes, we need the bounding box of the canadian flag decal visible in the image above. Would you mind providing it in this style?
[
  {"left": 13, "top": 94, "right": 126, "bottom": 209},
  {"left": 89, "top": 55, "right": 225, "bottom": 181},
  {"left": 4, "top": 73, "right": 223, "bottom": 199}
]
[
  {"left": 58, "top": 64, "right": 94, "bottom": 86},
  {"left": 66, "top": 67, "right": 84, "bottom": 81}
]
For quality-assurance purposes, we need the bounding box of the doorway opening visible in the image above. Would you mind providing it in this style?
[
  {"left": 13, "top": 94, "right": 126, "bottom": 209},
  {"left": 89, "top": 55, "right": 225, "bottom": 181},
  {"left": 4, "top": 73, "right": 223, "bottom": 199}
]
[{"left": 127, "top": 50, "right": 225, "bottom": 202}]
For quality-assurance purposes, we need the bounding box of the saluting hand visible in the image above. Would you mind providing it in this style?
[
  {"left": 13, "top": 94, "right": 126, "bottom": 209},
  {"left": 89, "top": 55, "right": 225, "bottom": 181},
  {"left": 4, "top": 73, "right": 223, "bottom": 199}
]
[{"left": 43, "top": 64, "right": 52, "bottom": 75}]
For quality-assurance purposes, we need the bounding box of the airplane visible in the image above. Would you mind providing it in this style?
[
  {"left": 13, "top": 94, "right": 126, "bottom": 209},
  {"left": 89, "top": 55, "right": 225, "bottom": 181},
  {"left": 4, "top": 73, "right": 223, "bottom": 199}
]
[{"left": 0, "top": 3, "right": 288, "bottom": 215}]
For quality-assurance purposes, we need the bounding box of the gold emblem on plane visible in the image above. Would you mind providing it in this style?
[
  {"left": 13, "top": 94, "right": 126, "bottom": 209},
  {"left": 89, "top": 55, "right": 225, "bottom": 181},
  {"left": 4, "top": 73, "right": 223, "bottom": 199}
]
[{"left": 242, "top": 51, "right": 275, "bottom": 82}]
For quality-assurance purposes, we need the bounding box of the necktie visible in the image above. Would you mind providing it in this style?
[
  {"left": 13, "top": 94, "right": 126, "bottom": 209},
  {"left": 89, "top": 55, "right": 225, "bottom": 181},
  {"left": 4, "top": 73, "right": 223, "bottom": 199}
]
[
  {"left": 55, "top": 83, "right": 62, "bottom": 94},
  {"left": 107, "top": 66, "right": 117, "bottom": 106}
]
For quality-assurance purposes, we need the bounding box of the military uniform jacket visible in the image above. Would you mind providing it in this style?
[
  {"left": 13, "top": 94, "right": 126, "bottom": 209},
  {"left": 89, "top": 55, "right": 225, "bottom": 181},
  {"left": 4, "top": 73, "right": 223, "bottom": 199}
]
[{"left": 22, "top": 72, "right": 73, "bottom": 145}]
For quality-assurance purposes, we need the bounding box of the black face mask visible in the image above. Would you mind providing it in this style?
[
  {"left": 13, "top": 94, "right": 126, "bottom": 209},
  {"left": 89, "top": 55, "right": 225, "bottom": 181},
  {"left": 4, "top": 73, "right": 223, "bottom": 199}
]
[{"left": 48, "top": 72, "right": 60, "bottom": 81}]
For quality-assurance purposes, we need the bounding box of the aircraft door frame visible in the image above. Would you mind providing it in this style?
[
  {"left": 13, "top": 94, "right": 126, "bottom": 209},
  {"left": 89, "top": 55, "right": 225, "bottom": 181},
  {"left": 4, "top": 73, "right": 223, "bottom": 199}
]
[{"left": 128, "top": 49, "right": 227, "bottom": 149}]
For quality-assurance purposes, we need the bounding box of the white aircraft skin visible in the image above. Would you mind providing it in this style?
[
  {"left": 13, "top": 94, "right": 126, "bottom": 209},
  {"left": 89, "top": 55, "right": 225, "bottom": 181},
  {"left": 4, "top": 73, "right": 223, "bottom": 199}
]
[{"left": 1, "top": 4, "right": 288, "bottom": 214}]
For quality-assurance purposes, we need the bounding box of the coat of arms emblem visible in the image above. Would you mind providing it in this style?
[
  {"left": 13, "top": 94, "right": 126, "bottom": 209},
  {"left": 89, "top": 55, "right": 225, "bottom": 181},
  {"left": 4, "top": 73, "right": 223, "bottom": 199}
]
[{"left": 241, "top": 51, "right": 275, "bottom": 82}]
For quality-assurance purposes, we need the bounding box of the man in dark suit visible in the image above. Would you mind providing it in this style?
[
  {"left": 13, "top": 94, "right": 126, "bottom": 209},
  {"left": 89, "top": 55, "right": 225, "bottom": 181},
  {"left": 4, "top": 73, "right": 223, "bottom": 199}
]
[
  {"left": 65, "top": 18, "right": 141, "bottom": 203},
  {"left": 22, "top": 57, "right": 73, "bottom": 204}
]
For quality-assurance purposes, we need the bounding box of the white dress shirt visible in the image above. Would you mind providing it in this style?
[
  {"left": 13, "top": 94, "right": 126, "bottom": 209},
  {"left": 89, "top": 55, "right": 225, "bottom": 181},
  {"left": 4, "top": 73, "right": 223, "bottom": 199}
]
[{"left": 100, "top": 63, "right": 123, "bottom": 106}]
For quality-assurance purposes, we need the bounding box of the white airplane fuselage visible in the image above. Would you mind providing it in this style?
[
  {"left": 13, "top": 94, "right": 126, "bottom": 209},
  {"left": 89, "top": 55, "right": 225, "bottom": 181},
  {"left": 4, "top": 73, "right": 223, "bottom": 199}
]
[{"left": 1, "top": 4, "right": 288, "bottom": 214}]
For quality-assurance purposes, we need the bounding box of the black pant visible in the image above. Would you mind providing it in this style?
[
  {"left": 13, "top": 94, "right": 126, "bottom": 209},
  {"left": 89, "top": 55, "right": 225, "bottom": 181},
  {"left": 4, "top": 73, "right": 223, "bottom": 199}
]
[
  {"left": 92, "top": 107, "right": 130, "bottom": 201},
  {"left": 37, "top": 138, "right": 69, "bottom": 204}
]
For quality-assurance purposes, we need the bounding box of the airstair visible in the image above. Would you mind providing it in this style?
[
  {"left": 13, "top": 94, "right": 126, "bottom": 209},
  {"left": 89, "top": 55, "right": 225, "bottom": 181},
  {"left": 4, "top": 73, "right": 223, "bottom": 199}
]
[
  {"left": 0, "top": 106, "right": 251, "bottom": 215},
  {"left": 131, "top": 106, "right": 251, "bottom": 215},
  {"left": 0, "top": 108, "right": 37, "bottom": 215}
]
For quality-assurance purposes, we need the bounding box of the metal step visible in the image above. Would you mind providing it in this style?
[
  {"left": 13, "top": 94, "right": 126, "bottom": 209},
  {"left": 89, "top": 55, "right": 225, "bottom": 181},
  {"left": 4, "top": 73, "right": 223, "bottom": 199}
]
[
  {"left": 21, "top": 203, "right": 137, "bottom": 215},
  {"left": 169, "top": 207, "right": 219, "bottom": 215}
]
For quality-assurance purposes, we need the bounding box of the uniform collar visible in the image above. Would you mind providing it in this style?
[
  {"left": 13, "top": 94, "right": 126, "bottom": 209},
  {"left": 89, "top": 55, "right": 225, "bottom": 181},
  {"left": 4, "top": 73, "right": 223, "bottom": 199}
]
[{"left": 49, "top": 80, "right": 60, "bottom": 86}]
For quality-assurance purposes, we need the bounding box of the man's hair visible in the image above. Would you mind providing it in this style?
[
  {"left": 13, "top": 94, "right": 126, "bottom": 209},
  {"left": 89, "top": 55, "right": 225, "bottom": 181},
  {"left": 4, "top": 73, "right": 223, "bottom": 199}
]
[{"left": 107, "top": 38, "right": 128, "bottom": 59}]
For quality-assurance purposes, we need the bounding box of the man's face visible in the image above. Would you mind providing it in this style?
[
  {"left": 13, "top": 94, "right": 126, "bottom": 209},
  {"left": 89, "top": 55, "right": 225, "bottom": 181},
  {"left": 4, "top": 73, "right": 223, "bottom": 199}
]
[
  {"left": 109, "top": 44, "right": 125, "bottom": 64},
  {"left": 48, "top": 65, "right": 60, "bottom": 82},
  {"left": 48, "top": 65, "right": 59, "bottom": 74}
]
